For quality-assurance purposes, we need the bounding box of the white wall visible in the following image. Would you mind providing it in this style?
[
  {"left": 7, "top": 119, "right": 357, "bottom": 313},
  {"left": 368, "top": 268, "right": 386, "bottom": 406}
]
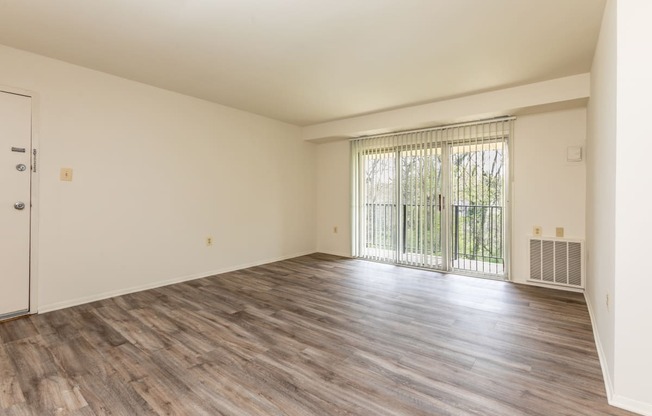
[
  {"left": 511, "top": 109, "right": 587, "bottom": 283},
  {"left": 315, "top": 108, "right": 587, "bottom": 286},
  {"left": 303, "top": 74, "right": 590, "bottom": 141},
  {"left": 0, "top": 44, "right": 316, "bottom": 312},
  {"left": 586, "top": 1, "right": 652, "bottom": 413},
  {"left": 614, "top": 0, "right": 652, "bottom": 412},
  {"left": 316, "top": 140, "right": 351, "bottom": 257},
  {"left": 586, "top": 0, "right": 617, "bottom": 396}
]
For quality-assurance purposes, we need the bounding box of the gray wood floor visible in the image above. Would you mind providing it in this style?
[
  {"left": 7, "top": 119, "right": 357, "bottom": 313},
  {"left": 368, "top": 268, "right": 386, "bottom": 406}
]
[{"left": 0, "top": 253, "right": 635, "bottom": 415}]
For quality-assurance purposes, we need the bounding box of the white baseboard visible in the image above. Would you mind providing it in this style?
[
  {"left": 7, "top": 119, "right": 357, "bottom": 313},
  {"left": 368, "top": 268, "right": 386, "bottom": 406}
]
[
  {"left": 315, "top": 250, "right": 353, "bottom": 258},
  {"left": 584, "top": 294, "right": 615, "bottom": 401},
  {"left": 38, "top": 250, "right": 316, "bottom": 314},
  {"left": 512, "top": 279, "right": 585, "bottom": 293},
  {"left": 584, "top": 294, "right": 652, "bottom": 415},
  {"left": 612, "top": 395, "right": 652, "bottom": 416}
]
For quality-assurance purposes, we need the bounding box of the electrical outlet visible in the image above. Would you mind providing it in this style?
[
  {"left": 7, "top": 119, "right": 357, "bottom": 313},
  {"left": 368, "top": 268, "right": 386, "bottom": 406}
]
[
  {"left": 206, "top": 236, "right": 213, "bottom": 246},
  {"left": 333, "top": 226, "right": 338, "bottom": 234},
  {"left": 556, "top": 227, "right": 564, "bottom": 238},
  {"left": 60, "top": 168, "right": 73, "bottom": 181},
  {"left": 533, "top": 226, "right": 542, "bottom": 237}
]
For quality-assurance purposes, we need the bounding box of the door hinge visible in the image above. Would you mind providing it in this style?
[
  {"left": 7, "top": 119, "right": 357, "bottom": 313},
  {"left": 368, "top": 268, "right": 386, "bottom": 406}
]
[{"left": 32, "top": 149, "right": 37, "bottom": 173}]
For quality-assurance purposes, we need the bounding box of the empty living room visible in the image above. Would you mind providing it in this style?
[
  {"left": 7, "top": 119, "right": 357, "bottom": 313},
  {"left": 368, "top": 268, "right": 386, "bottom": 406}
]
[{"left": 0, "top": 0, "right": 650, "bottom": 415}]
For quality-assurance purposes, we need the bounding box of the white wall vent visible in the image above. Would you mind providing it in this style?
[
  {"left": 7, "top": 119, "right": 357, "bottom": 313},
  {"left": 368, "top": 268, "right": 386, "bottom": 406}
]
[{"left": 529, "top": 238, "right": 584, "bottom": 289}]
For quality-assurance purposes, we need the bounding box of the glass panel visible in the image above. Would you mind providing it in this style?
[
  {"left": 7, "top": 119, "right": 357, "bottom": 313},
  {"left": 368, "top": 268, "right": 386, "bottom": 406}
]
[
  {"left": 450, "top": 141, "right": 505, "bottom": 275},
  {"left": 362, "top": 151, "right": 396, "bottom": 260},
  {"left": 399, "top": 146, "right": 443, "bottom": 268}
]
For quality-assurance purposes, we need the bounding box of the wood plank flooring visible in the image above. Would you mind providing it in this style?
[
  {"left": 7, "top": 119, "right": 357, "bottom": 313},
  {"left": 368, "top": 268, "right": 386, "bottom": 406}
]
[{"left": 0, "top": 253, "right": 635, "bottom": 415}]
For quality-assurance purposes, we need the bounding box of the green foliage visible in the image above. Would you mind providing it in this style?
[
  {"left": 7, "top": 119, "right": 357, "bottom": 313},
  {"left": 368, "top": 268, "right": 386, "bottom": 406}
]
[
  {"left": 450, "top": 147, "right": 504, "bottom": 264},
  {"left": 362, "top": 143, "right": 505, "bottom": 267}
]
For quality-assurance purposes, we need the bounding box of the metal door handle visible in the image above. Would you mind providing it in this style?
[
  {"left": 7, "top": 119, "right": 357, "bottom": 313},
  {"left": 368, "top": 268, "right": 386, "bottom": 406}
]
[
  {"left": 14, "top": 202, "right": 25, "bottom": 210},
  {"left": 16, "top": 164, "right": 27, "bottom": 172}
]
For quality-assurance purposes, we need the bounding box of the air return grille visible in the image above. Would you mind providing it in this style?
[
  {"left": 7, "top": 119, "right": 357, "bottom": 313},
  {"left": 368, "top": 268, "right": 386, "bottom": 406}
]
[{"left": 529, "top": 238, "right": 584, "bottom": 289}]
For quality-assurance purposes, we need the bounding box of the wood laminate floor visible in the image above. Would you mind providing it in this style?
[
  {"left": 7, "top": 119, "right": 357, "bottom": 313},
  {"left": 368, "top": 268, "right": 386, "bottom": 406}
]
[{"left": 0, "top": 254, "right": 635, "bottom": 416}]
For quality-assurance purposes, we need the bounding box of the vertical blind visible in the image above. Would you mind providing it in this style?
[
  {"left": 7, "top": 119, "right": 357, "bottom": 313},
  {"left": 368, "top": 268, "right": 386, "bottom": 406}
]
[{"left": 351, "top": 117, "right": 513, "bottom": 276}]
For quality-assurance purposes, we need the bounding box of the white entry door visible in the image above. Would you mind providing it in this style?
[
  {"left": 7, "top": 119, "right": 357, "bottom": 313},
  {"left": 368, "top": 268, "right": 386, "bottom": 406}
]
[{"left": 0, "top": 91, "right": 32, "bottom": 318}]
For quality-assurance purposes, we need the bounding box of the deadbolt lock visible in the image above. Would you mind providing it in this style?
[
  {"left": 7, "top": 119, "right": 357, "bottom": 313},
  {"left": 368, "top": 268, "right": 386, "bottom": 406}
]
[{"left": 14, "top": 202, "right": 25, "bottom": 210}]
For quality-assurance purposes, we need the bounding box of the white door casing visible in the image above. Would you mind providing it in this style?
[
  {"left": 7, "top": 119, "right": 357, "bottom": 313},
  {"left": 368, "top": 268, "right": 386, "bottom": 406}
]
[{"left": 0, "top": 91, "right": 31, "bottom": 318}]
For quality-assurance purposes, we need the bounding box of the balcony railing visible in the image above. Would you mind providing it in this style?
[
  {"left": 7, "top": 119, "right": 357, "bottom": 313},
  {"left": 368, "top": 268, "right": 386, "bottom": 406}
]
[
  {"left": 451, "top": 204, "right": 503, "bottom": 266},
  {"left": 364, "top": 203, "right": 504, "bottom": 270}
]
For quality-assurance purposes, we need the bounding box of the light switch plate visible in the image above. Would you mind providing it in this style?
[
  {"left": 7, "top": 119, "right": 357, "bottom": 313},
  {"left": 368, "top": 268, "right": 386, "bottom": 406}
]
[
  {"left": 567, "top": 146, "right": 583, "bottom": 162},
  {"left": 60, "top": 168, "right": 73, "bottom": 181}
]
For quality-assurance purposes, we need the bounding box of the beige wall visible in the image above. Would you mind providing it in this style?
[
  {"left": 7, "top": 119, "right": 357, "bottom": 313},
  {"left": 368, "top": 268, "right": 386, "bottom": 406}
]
[
  {"left": 303, "top": 74, "right": 590, "bottom": 141},
  {"left": 0, "top": 44, "right": 317, "bottom": 312},
  {"left": 614, "top": 0, "right": 652, "bottom": 411},
  {"left": 586, "top": 0, "right": 617, "bottom": 397},
  {"left": 315, "top": 108, "right": 587, "bottom": 285},
  {"left": 511, "top": 108, "right": 586, "bottom": 284},
  {"left": 316, "top": 140, "right": 351, "bottom": 257}
]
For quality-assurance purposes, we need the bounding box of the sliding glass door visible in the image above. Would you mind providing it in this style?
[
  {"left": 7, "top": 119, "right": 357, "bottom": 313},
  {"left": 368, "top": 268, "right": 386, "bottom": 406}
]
[
  {"left": 450, "top": 141, "right": 507, "bottom": 275},
  {"left": 398, "top": 143, "right": 446, "bottom": 269},
  {"left": 352, "top": 118, "right": 512, "bottom": 279}
]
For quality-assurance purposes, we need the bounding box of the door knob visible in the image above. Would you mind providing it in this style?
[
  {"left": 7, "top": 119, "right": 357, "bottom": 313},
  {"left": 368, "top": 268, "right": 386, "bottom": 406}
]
[
  {"left": 16, "top": 164, "right": 27, "bottom": 172},
  {"left": 14, "top": 202, "right": 25, "bottom": 210}
]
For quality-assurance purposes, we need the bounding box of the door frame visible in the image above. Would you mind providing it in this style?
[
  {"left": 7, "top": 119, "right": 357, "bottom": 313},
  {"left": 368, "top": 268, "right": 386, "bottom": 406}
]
[{"left": 1, "top": 84, "right": 40, "bottom": 315}]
